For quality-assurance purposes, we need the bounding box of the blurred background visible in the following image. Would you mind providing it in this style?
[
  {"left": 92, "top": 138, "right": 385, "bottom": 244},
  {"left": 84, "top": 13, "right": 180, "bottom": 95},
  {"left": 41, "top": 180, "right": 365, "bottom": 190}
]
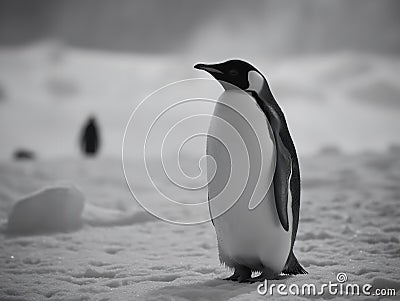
[{"left": 0, "top": 0, "right": 399, "bottom": 158}]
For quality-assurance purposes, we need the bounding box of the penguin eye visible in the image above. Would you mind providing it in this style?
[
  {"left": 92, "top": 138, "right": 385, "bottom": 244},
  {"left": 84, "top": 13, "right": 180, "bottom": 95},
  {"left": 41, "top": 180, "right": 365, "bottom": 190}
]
[{"left": 229, "top": 69, "right": 239, "bottom": 76}]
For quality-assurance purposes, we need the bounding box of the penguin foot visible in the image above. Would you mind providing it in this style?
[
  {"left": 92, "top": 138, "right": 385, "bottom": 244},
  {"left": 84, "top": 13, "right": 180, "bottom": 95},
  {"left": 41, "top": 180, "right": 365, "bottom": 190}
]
[
  {"left": 248, "top": 274, "right": 266, "bottom": 283},
  {"left": 246, "top": 269, "right": 281, "bottom": 283},
  {"left": 223, "top": 272, "right": 239, "bottom": 281},
  {"left": 238, "top": 277, "right": 253, "bottom": 283},
  {"left": 224, "top": 266, "right": 251, "bottom": 282}
]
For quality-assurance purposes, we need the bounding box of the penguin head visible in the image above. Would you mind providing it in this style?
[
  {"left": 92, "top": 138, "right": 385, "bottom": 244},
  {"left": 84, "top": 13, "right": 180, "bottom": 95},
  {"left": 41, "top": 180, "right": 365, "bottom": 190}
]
[{"left": 194, "top": 59, "right": 266, "bottom": 93}]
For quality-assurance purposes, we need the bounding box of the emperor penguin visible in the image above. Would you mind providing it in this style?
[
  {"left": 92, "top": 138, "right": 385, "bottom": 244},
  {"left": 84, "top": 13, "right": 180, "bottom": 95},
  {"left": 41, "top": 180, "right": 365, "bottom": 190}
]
[
  {"left": 194, "top": 59, "right": 307, "bottom": 282},
  {"left": 80, "top": 116, "right": 100, "bottom": 157}
]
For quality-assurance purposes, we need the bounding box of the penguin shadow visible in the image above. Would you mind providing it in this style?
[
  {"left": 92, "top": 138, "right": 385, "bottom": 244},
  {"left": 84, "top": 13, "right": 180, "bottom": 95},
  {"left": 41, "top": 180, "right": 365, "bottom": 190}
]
[{"left": 142, "top": 275, "right": 293, "bottom": 300}]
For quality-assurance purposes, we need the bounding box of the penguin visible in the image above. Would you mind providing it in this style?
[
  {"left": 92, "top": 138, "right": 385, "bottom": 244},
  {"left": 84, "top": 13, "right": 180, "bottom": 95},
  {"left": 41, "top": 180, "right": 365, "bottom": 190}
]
[
  {"left": 80, "top": 116, "right": 100, "bottom": 157},
  {"left": 194, "top": 59, "right": 307, "bottom": 282}
]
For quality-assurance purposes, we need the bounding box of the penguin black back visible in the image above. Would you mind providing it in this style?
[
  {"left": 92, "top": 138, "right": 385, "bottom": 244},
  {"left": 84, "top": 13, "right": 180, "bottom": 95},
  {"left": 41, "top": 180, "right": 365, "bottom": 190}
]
[{"left": 248, "top": 71, "right": 306, "bottom": 275}]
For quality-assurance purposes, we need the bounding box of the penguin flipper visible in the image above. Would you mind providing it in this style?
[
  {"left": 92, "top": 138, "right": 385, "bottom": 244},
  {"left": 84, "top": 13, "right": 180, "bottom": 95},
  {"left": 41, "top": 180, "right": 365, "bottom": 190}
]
[
  {"left": 250, "top": 90, "right": 291, "bottom": 232},
  {"left": 273, "top": 136, "right": 291, "bottom": 232},
  {"left": 282, "top": 251, "right": 307, "bottom": 275}
]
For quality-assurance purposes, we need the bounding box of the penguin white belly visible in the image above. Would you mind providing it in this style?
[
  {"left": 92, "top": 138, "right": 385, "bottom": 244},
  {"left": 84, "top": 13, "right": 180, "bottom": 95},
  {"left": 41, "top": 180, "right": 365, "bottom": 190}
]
[{"left": 207, "top": 90, "right": 292, "bottom": 273}]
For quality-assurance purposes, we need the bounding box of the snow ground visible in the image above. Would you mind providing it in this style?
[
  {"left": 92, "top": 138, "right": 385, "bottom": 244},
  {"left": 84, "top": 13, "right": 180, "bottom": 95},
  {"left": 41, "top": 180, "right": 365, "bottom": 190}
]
[{"left": 0, "top": 151, "right": 400, "bottom": 300}]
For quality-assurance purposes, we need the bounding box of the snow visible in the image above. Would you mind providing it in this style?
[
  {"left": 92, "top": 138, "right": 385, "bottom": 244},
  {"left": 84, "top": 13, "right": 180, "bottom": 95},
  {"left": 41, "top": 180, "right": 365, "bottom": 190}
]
[{"left": 0, "top": 152, "right": 400, "bottom": 300}]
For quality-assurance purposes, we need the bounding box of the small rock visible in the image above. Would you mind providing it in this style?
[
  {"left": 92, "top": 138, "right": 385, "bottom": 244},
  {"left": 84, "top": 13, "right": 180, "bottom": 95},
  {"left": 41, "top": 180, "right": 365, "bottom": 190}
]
[
  {"left": 13, "top": 149, "right": 36, "bottom": 160},
  {"left": 372, "top": 277, "right": 400, "bottom": 291}
]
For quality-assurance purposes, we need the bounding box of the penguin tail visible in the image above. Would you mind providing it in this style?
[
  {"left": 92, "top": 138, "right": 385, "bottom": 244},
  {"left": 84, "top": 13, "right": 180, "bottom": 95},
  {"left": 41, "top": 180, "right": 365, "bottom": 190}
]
[{"left": 282, "top": 251, "right": 308, "bottom": 275}]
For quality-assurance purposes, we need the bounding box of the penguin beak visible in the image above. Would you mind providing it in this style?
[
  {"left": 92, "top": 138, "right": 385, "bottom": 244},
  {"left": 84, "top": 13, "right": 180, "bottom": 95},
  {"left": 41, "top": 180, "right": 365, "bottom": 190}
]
[{"left": 194, "top": 63, "right": 224, "bottom": 75}]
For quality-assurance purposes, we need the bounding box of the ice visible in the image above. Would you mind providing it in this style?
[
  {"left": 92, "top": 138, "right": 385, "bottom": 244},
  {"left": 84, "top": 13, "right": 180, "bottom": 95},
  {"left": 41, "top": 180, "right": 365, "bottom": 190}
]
[{"left": 6, "top": 186, "right": 85, "bottom": 235}]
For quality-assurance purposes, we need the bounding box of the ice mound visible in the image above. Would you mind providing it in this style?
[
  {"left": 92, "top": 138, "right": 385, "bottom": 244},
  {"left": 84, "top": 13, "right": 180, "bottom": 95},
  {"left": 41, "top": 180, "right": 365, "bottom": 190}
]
[{"left": 6, "top": 186, "right": 85, "bottom": 235}]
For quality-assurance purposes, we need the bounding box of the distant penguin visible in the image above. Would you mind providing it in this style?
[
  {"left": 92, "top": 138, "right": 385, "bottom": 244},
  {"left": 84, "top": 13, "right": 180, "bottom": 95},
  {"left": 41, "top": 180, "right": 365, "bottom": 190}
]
[
  {"left": 195, "top": 59, "right": 307, "bottom": 282},
  {"left": 80, "top": 116, "right": 100, "bottom": 156}
]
